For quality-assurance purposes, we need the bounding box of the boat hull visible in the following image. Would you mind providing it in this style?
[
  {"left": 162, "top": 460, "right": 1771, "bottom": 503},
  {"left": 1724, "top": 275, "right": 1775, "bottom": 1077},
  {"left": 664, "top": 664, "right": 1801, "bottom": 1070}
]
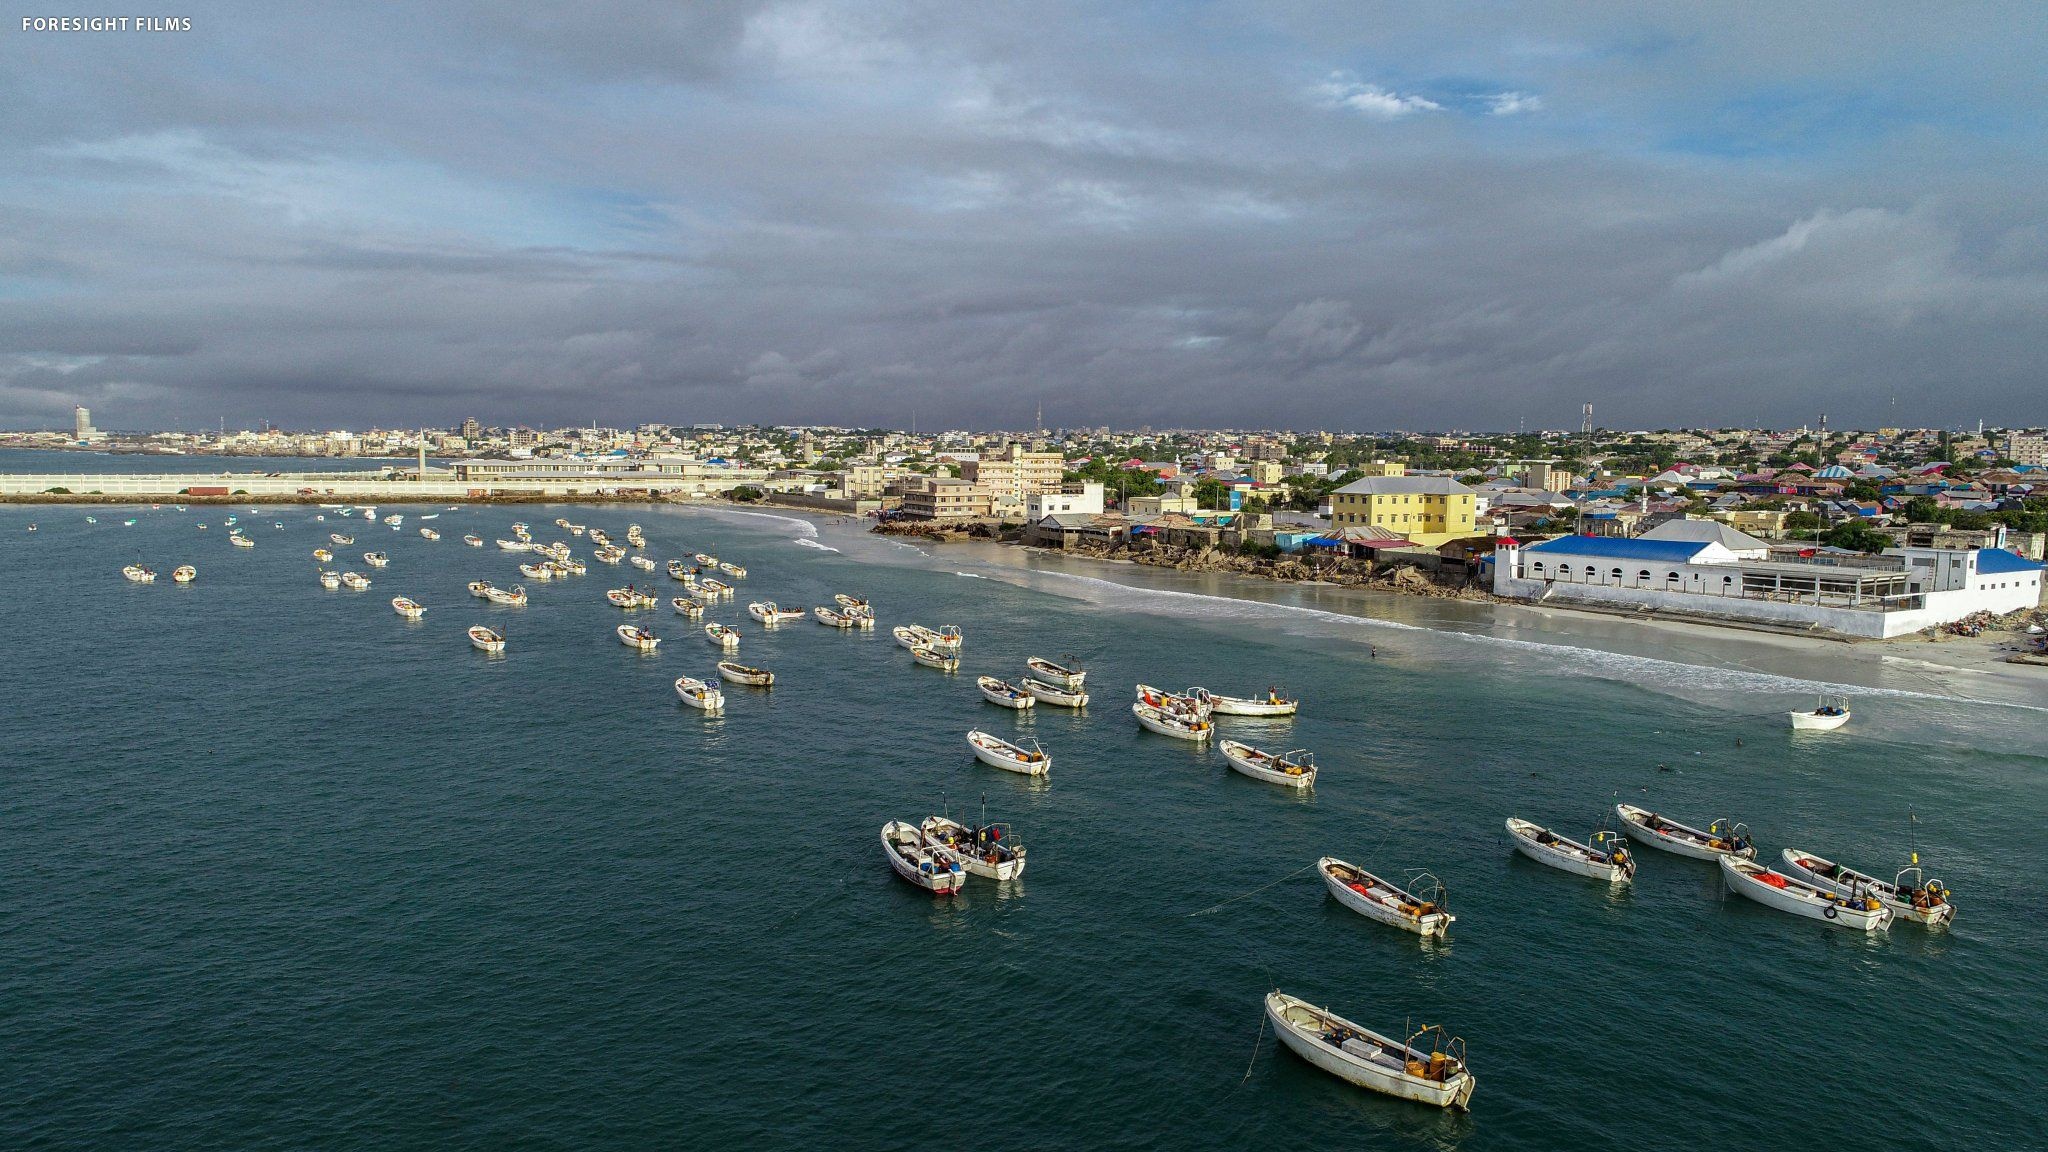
[
  {"left": 1789, "top": 710, "right": 1851, "bottom": 731},
  {"left": 1319, "top": 859, "right": 1451, "bottom": 937},
  {"left": 1265, "top": 994, "right": 1474, "bottom": 1110},
  {"left": 1133, "top": 702, "right": 1212, "bottom": 741},
  {"left": 1721, "top": 856, "right": 1890, "bottom": 930},
  {"left": 1020, "top": 678, "right": 1088, "bottom": 708},
  {"left": 1616, "top": 804, "right": 1754, "bottom": 861},
  {"left": 1779, "top": 850, "right": 1954, "bottom": 927},
  {"left": 967, "top": 732, "right": 1050, "bottom": 776},
  {"left": 1219, "top": 741, "right": 1314, "bottom": 788},
  {"left": 1506, "top": 820, "right": 1630, "bottom": 882}
]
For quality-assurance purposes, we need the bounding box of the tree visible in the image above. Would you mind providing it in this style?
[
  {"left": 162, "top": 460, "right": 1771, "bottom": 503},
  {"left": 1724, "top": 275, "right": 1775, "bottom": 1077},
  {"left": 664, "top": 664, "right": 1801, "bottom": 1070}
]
[
  {"left": 1191, "top": 477, "right": 1231, "bottom": 509},
  {"left": 729, "top": 485, "right": 763, "bottom": 503},
  {"left": 1823, "top": 520, "right": 1893, "bottom": 554}
]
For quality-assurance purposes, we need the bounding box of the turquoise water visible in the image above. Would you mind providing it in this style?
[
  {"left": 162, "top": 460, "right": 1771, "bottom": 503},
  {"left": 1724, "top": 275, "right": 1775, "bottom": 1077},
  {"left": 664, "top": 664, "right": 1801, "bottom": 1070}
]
[{"left": 3, "top": 502, "right": 2043, "bottom": 1150}]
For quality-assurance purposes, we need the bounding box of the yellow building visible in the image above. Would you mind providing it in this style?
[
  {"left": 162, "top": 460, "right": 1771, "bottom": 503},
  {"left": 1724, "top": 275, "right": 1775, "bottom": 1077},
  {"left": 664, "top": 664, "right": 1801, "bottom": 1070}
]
[
  {"left": 1328, "top": 476, "right": 1477, "bottom": 547},
  {"left": 1355, "top": 460, "right": 1406, "bottom": 477}
]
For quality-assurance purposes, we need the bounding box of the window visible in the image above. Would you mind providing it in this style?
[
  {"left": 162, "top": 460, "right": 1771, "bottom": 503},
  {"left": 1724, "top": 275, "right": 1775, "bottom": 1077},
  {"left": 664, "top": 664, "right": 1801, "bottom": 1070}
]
[
  {"left": 1585, "top": 566, "right": 1596, "bottom": 578},
  {"left": 1611, "top": 568, "right": 1623, "bottom": 581}
]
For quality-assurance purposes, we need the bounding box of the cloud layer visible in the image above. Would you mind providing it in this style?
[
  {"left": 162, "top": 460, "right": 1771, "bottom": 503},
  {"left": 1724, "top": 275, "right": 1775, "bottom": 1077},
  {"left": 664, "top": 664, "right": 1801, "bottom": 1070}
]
[{"left": 2, "top": 1, "right": 2043, "bottom": 430}]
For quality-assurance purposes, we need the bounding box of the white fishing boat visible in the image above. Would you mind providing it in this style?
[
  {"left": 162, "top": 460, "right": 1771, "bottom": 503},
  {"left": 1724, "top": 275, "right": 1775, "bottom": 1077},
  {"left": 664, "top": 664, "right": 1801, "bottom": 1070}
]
[
  {"left": 1505, "top": 818, "right": 1634, "bottom": 882},
  {"left": 911, "top": 645, "right": 959, "bottom": 672},
  {"left": 977, "top": 676, "right": 1036, "bottom": 709},
  {"left": 1218, "top": 740, "right": 1316, "bottom": 788},
  {"left": 693, "top": 552, "right": 718, "bottom": 566},
  {"left": 229, "top": 533, "right": 255, "bottom": 549},
  {"left": 1779, "top": 849, "right": 1954, "bottom": 927},
  {"left": 715, "top": 661, "right": 774, "bottom": 687},
  {"left": 1616, "top": 804, "right": 1755, "bottom": 861},
  {"left": 554, "top": 518, "right": 570, "bottom": 529},
  {"left": 747, "top": 601, "right": 785, "bottom": 625},
  {"left": 717, "top": 561, "right": 746, "bottom": 578},
  {"left": 1025, "top": 657, "right": 1085, "bottom": 691},
  {"left": 921, "top": 815, "right": 1026, "bottom": 880},
  {"left": 699, "top": 577, "right": 734, "bottom": 599},
  {"left": 606, "top": 586, "right": 653, "bottom": 608},
  {"left": 1318, "top": 859, "right": 1454, "bottom": 938},
  {"left": 1191, "top": 686, "right": 1300, "bottom": 717},
  {"left": 895, "top": 623, "right": 950, "bottom": 652},
  {"left": 122, "top": 564, "right": 156, "bottom": 584},
  {"left": 419, "top": 528, "right": 440, "bottom": 541},
  {"left": 674, "top": 676, "right": 724, "bottom": 712},
  {"left": 705, "top": 622, "right": 740, "bottom": 650},
  {"left": 463, "top": 535, "right": 484, "bottom": 547},
  {"left": 966, "top": 730, "right": 1050, "bottom": 776},
  {"left": 558, "top": 558, "right": 586, "bottom": 575},
  {"left": 666, "top": 560, "right": 694, "bottom": 580},
  {"left": 616, "top": 624, "right": 660, "bottom": 652},
  {"left": 1132, "top": 700, "right": 1213, "bottom": 741},
  {"left": 1265, "top": 993, "right": 1475, "bottom": 1111},
  {"left": 833, "top": 594, "right": 869, "bottom": 611},
  {"left": 319, "top": 570, "right": 341, "bottom": 589},
  {"left": 589, "top": 530, "right": 612, "bottom": 546},
  {"left": 391, "top": 596, "right": 426, "bottom": 620},
  {"left": 329, "top": 533, "right": 353, "bottom": 545},
  {"left": 881, "top": 821, "right": 965, "bottom": 894},
  {"left": 814, "top": 606, "right": 854, "bottom": 628},
  {"left": 1019, "top": 677, "right": 1089, "bottom": 708},
  {"left": 1790, "top": 695, "right": 1851, "bottom": 731},
  {"left": 172, "top": 565, "right": 196, "bottom": 584},
  {"left": 340, "top": 571, "right": 371, "bottom": 591},
  {"left": 312, "top": 548, "right": 332, "bottom": 561},
  {"left": 1721, "top": 855, "right": 1890, "bottom": 931},
  {"left": 519, "top": 562, "right": 554, "bottom": 581},
  {"left": 496, "top": 538, "right": 530, "bottom": 552},
  {"left": 363, "top": 551, "right": 389, "bottom": 568},
  {"left": 484, "top": 584, "right": 527, "bottom": 607},
  {"left": 363, "top": 510, "right": 379, "bottom": 523},
  {"left": 567, "top": 524, "right": 585, "bottom": 537},
  {"left": 629, "top": 555, "right": 656, "bottom": 571},
  {"left": 468, "top": 625, "right": 505, "bottom": 653},
  {"left": 594, "top": 546, "right": 626, "bottom": 564},
  {"left": 1135, "top": 683, "right": 1212, "bottom": 719},
  {"left": 845, "top": 608, "right": 875, "bottom": 629},
  {"left": 386, "top": 515, "right": 403, "bottom": 528},
  {"left": 672, "top": 597, "right": 705, "bottom": 619}
]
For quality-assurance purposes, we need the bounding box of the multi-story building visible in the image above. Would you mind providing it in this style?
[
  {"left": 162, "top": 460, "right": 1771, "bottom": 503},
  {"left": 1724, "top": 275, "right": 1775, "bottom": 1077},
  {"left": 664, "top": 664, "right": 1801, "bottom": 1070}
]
[
  {"left": 2004, "top": 432, "right": 2048, "bottom": 466},
  {"left": 1327, "top": 475, "right": 1477, "bottom": 547},
  {"left": 1354, "top": 460, "right": 1406, "bottom": 478},
  {"left": 1026, "top": 482, "right": 1104, "bottom": 521},
  {"left": 73, "top": 406, "right": 93, "bottom": 440},
  {"left": 898, "top": 477, "right": 994, "bottom": 520},
  {"left": 838, "top": 463, "right": 895, "bottom": 499},
  {"left": 961, "top": 442, "right": 1065, "bottom": 505}
]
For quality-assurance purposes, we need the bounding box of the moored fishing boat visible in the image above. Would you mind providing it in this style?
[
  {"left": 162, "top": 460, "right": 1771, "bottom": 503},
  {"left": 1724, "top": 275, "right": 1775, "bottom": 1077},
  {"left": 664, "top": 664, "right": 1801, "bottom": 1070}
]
[
  {"left": 881, "top": 821, "right": 965, "bottom": 894},
  {"left": 1721, "top": 855, "right": 1890, "bottom": 930},
  {"left": 1019, "top": 677, "right": 1088, "bottom": 708},
  {"left": 1779, "top": 848, "right": 1954, "bottom": 927},
  {"left": 966, "top": 730, "right": 1050, "bottom": 776},
  {"left": 911, "top": 645, "right": 959, "bottom": 672},
  {"left": 312, "top": 548, "right": 332, "bottom": 561},
  {"left": 977, "top": 676, "right": 1035, "bottom": 709},
  {"left": 693, "top": 553, "right": 718, "bottom": 566},
  {"left": 1025, "top": 656, "right": 1085, "bottom": 691},
  {"left": 705, "top": 622, "right": 740, "bottom": 650},
  {"left": 921, "top": 815, "right": 1025, "bottom": 880},
  {"left": 419, "top": 528, "right": 440, "bottom": 540},
  {"left": 172, "top": 565, "right": 196, "bottom": 584},
  {"left": 717, "top": 561, "right": 746, "bottom": 578},
  {"left": 666, "top": 559, "right": 693, "bottom": 580},
  {"left": 1505, "top": 818, "right": 1634, "bottom": 882},
  {"left": 1218, "top": 739, "right": 1316, "bottom": 788},
  {"left": 833, "top": 593, "right": 869, "bottom": 611},
  {"left": 630, "top": 555, "right": 656, "bottom": 571},
  {"left": 747, "top": 601, "right": 784, "bottom": 625},
  {"left": 1265, "top": 993, "right": 1474, "bottom": 1111},
  {"left": 1191, "top": 686, "right": 1299, "bottom": 717},
  {"left": 674, "top": 676, "right": 724, "bottom": 712},
  {"left": 616, "top": 624, "right": 660, "bottom": 652},
  {"left": 363, "top": 551, "right": 389, "bottom": 568},
  {"left": 1136, "top": 683, "right": 1212, "bottom": 719},
  {"left": 329, "top": 533, "right": 353, "bottom": 545},
  {"left": 340, "top": 571, "right": 371, "bottom": 591},
  {"left": 122, "top": 564, "right": 156, "bottom": 584},
  {"left": 319, "top": 570, "right": 341, "bottom": 589},
  {"left": 594, "top": 545, "right": 626, "bottom": 564},
  {"left": 557, "top": 558, "right": 586, "bottom": 575},
  {"left": 672, "top": 597, "right": 705, "bottom": 618},
  {"left": 1318, "top": 858, "right": 1454, "bottom": 938},
  {"left": 484, "top": 584, "right": 527, "bottom": 606},
  {"left": 699, "top": 577, "right": 734, "bottom": 599},
  {"left": 496, "top": 538, "right": 530, "bottom": 552},
  {"left": 814, "top": 605, "right": 854, "bottom": 627},
  {"left": 519, "top": 562, "right": 554, "bottom": 581},
  {"left": 391, "top": 596, "right": 426, "bottom": 620},
  {"left": 1616, "top": 804, "right": 1754, "bottom": 861},
  {"left": 229, "top": 533, "right": 255, "bottom": 548},
  {"left": 895, "top": 623, "right": 945, "bottom": 651},
  {"left": 606, "top": 586, "right": 653, "bottom": 608},
  {"left": 467, "top": 625, "right": 505, "bottom": 653},
  {"left": 715, "top": 660, "right": 774, "bottom": 687},
  {"left": 1133, "top": 700, "right": 1213, "bottom": 741},
  {"left": 463, "top": 534, "right": 484, "bottom": 547},
  {"left": 1790, "top": 695, "right": 1852, "bottom": 731}
]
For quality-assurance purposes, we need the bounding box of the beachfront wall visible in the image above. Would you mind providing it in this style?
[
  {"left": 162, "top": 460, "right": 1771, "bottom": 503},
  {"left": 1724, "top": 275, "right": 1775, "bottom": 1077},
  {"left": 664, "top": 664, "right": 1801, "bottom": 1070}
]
[{"left": 1493, "top": 540, "right": 2044, "bottom": 639}]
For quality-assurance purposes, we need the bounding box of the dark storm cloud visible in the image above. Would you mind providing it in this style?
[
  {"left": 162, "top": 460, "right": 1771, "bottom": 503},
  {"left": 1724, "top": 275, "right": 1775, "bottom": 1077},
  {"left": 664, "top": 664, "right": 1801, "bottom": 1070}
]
[{"left": 2, "top": 1, "right": 2044, "bottom": 430}]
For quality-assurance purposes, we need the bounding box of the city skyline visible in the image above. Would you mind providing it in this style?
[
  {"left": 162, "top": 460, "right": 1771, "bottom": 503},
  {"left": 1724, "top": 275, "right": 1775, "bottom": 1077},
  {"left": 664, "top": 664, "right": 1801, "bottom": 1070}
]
[{"left": 5, "top": 3, "right": 2044, "bottom": 431}]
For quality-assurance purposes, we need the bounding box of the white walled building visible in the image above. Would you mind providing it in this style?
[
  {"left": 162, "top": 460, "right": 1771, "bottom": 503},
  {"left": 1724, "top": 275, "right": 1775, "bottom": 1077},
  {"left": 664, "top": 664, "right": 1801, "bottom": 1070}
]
[{"left": 1027, "top": 481, "right": 1105, "bottom": 521}]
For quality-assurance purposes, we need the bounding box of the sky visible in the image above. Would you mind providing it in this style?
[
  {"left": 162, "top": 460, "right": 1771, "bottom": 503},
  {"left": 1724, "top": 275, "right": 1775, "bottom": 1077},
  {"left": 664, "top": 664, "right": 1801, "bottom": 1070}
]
[{"left": 2, "top": 1, "right": 2044, "bottom": 432}]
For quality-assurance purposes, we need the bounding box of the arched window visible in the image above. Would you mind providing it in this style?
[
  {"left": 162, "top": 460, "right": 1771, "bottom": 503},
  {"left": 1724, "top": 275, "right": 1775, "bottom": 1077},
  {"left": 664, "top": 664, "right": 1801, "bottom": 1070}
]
[
  {"left": 1531, "top": 561, "right": 1544, "bottom": 575},
  {"left": 1585, "top": 566, "right": 1597, "bottom": 578},
  {"left": 1637, "top": 569, "right": 1651, "bottom": 582},
  {"left": 1611, "top": 568, "right": 1623, "bottom": 581},
  {"left": 1665, "top": 571, "right": 1681, "bottom": 584}
]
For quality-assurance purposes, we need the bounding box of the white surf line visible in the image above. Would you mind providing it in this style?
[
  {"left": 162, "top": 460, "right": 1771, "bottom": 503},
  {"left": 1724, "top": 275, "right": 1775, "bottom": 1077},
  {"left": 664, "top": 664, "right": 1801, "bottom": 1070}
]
[
  {"left": 690, "top": 507, "right": 821, "bottom": 538},
  {"left": 997, "top": 566, "right": 2048, "bottom": 712}
]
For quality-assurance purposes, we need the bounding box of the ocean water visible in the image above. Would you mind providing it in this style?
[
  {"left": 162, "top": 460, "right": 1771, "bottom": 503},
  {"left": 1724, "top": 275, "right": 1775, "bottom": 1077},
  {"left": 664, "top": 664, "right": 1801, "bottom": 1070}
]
[{"left": 3, "top": 500, "right": 2044, "bottom": 1150}]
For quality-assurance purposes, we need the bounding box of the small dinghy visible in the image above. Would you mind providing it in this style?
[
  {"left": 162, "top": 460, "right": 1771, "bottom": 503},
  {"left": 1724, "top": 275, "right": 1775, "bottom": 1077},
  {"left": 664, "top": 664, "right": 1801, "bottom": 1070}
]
[
  {"left": 699, "top": 578, "right": 734, "bottom": 599},
  {"left": 1192, "top": 686, "right": 1299, "bottom": 717},
  {"left": 716, "top": 661, "right": 774, "bottom": 687},
  {"left": 814, "top": 606, "right": 854, "bottom": 628},
  {"left": 896, "top": 623, "right": 961, "bottom": 653},
  {"left": 519, "top": 562, "right": 554, "bottom": 581},
  {"left": 1790, "top": 694, "right": 1851, "bottom": 731},
  {"left": 1218, "top": 739, "right": 1316, "bottom": 788},
  {"left": 363, "top": 552, "right": 389, "bottom": 568},
  {"left": 1019, "top": 677, "right": 1088, "bottom": 708},
  {"left": 1133, "top": 700, "right": 1213, "bottom": 741},
  {"left": 921, "top": 815, "right": 1025, "bottom": 880},
  {"left": 717, "top": 561, "right": 746, "bottom": 578},
  {"left": 1025, "top": 657, "right": 1085, "bottom": 691},
  {"left": 1136, "top": 683, "right": 1212, "bottom": 719},
  {"left": 329, "top": 533, "right": 353, "bottom": 545},
  {"left": 1721, "top": 855, "right": 1890, "bottom": 930},
  {"left": 834, "top": 594, "right": 869, "bottom": 611},
  {"left": 845, "top": 607, "right": 876, "bottom": 629},
  {"left": 1318, "top": 859, "right": 1453, "bottom": 938},
  {"left": 1505, "top": 818, "right": 1634, "bottom": 883},
  {"left": 312, "top": 548, "right": 332, "bottom": 561},
  {"left": 122, "top": 564, "right": 156, "bottom": 584},
  {"left": 496, "top": 538, "right": 530, "bottom": 552},
  {"left": 977, "top": 676, "right": 1036, "bottom": 709},
  {"left": 674, "top": 676, "right": 724, "bottom": 712},
  {"left": 606, "top": 587, "right": 654, "bottom": 608},
  {"left": 629, "top": 555, "right": 656, "bottom": 571},
  {"left": 1616, "top": 804, "right": 1754, "bottom": 861},
  {"left": 747, "top": 601, "right": 785, "bottom": 625},
  {"left": 467, "top": 625, "right": 505, "bottom": 653},
  {"left": 693, "top": 553, "right": 718, "bottom": 566},
  {"left": 419, "top": 528, "right": 440, "bottom": 540},
  {"left": 319, "top": 570, "right": 341, "bottom": 589},
  {"left": 172, "top": 565, "right": 197, "bottom": 584},
  {"left": 558, "top": 558, "right": 586, "bottom": 575},
  {"left": 1779, "top": 849, "right": 1953, "bottom": 927},
  {"left": 340, "top": 571, "right": 372, "bottom": 591},
  {"left": 391, "top": 596, "right": 426, "bottom": 620},
  {"left": 463, "top": 535, "right": 484, "bottom": 547},
  {"left": 911, "top": 645, "right": 959, "bottom": 672},
  {"left": 671, "top": 597, "right": 704, "bottom": 619},
  {"left": 705, "top": 622, "right": 740, "bottom": 650},
  {"left": 882, "top": 821, "right": 965, "bottom": 894},
  {"left": 617, "top": 624, "right": 660, "bottom": 652},
  {"left": 1265, "top": 993, "right": 1475, "bottom": 1111},
  {"left": 483, "top": 584, "right": 527, "bottom": 606},
  {"left": 229, "top": 533, "right": 255, "bottom": 548},
  {"left": 966, "top": 730, "right": 1050, "bottom": 776},
  {"left": 594, "top": 546, "right": 626, "bottom": 564}
]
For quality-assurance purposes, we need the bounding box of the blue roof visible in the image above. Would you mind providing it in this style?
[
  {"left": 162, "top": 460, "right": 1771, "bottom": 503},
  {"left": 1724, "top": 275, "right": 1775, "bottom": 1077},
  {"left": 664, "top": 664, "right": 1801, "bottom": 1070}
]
[
  {"left": 1977, "top": 548, "right": 2044, "bottom": 575},
  {"left": 1524, "top": 536, "right": 1710, "bottom": 563}
]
